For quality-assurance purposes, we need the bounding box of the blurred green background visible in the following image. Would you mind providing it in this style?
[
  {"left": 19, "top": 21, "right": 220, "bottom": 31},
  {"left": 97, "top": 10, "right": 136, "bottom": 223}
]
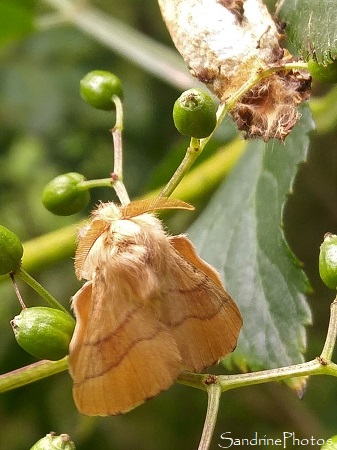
[{"left": 1, "top": 0, "right": 337, "bottom": 448}]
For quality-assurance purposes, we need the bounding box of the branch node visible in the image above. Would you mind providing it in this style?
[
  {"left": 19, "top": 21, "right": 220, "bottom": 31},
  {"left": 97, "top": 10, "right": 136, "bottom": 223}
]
[
  {"left": 205, "top": 374, "right": 217, "bottom": 385},
  {"left": 316, "top": 356, "right": 329, "bottom": 366}
]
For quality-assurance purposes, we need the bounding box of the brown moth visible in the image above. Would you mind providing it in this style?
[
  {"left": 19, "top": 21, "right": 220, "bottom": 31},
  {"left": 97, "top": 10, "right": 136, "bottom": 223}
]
[
  {"left": 68, "top": 197, "right": 242, "bottom": 416},
  {"left": 158, "top": 0, "right": 311, "bottom": 141}
]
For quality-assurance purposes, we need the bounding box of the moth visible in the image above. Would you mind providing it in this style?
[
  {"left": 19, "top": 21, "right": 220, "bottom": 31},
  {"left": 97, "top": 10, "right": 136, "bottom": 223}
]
[{"left": 68, "top": 197, "right": 242, "bottom": 416}]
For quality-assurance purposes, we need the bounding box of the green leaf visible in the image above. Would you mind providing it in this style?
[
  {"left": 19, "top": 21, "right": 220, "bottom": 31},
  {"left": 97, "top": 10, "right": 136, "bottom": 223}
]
[
  {"left": 277, "top": 0, "right": 337, "bottom": 63},
  {"left": 0, "top": 0, "right": 36, "bottom": 46},
  {"left": 187, "top": 105, "right": 314, "bottom": 371}
]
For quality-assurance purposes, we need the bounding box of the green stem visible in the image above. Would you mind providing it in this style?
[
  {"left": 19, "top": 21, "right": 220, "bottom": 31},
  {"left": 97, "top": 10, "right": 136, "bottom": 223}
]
[
  {"left": 283, "top": 61, "right": 309, "bottom": 71},
  {"left": 10, "top": 273, "right": 26, "bottom": 309},
  {"left": 150, "top": 137, "right": 245, "bottom": 203},
  {"left": 16, "top": 268, "right": 70, "bottom": 315},
  {"left": 112, "top": 180, "right": 130, "bottom": 206},
  {"left": 222, "top": 61, "right": 309, "bottom": 118},
  {"left": 79, "top": 178, "right": 113, "bottom": 190},
  {"left": 111, "top": 95, "right": 124, "bottom": 177},
  {"left": 198, "top": 382, "right": 222, "bottom": 450},
  {"left": 177, "top": 358, "right": 337, "bottom": 393},
  {"left": 111, "top": 96, "right": 130, "bottom": 206},
  {"left": 177, "top": 372, "right": 209, "bottom": 391},
  {"left": 320, "top": 296, "right": 337, "bottom": 361},
  {"left": 113, "top": 95, "right": 124, "bottom": 130},
  {"left": 217, "top": 359, "right": 335, "bottom": 391},
  {"left": 0, "top": 358, "right": 68, "bottom": 393},
  {"left": 70, "top": 98, "right": 129, "bottom": 204},
  {"left": 159, "top": 138, "right": 201, "bottom": 198}
]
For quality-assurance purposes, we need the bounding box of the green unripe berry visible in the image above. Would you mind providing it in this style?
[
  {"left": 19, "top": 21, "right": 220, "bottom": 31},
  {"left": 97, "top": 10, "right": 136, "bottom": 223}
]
[
  {"left": 321, "top": 435, "right": 337, "bottom": 450},
  {"left": 173, "top": 88, "right": 217, "bottom": 138},
  {"left": 11, "top": 307, "right": 75, "bottom": 360},
  {"left": 30, "top": 433, "right": 76, "bottom": 450},
  {"left": 308, "top": 59, "right": 337, "bottom": 83},
  {"left": 0, "top": 225, "right": 23, "bottom": 275},
  {"left": 319, "top": 233, "right": 337, "bottom": 289},
  {"left": 42, "top": 172, "right": 90, "bottom": 216},
  {"left": 80, "top": 70, "right": 123, "bottom": 110},
  {"left": 321, "top": 435, "right": 337, "bottom": 449}
]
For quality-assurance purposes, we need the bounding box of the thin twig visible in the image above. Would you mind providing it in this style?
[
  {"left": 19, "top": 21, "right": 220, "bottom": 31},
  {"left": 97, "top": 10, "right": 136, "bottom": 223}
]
[
  {"left": 320, "top": 296, "right": 337, "bottom": 361},
  {"left": 0, "top": 358, "right": 68, "bottom": 393},
  {"left": 111, "top": 95, "right": 130, "bottom": 205},
  {"left": 198, "top": 381, "right": 222, "bottom": 450},
  {"left": 10, "top": 273, "right": 26, "bottom": 309},
  {"left": 159, "top": 138, "right": 200, "bottom": 198},
  {"left": 16, "top": 268, "right": 70, "bottom": 315},
  {"left": 112, "top": 95, "right": 124, "bottom": 176}
]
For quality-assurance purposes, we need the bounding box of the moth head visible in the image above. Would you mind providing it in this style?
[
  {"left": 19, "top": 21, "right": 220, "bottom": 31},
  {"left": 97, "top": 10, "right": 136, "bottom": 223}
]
[
  {"left": 93, "top": 201, "right": 122, "bottom": 221},
  {"left": 74, "top": 198, "right": 194, "bottom": 280}
]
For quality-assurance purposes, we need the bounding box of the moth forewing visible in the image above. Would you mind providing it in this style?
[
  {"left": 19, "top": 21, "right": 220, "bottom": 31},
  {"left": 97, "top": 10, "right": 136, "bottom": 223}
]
[
  {"left": 75, "top": 219, "right": 108, "bottom": 280},
  {"left": 70, "top": 279, "right": 182, "bottom": 416},
  {"left": 159, "top": 236, "right": 242, "bottom": 372},
  {"left": 69, "top": 219, "right": 183, "bottom": 416},
  {"left": 68, "top": 282, "right": 92, "bottom": 368}
]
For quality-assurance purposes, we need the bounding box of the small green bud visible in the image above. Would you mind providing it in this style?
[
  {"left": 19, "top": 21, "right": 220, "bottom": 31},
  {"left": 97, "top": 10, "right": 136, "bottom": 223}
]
[
  {"left": 319, "top": 233, "right": 337, "bottom": 289},
  {"left": 321, "top": 435, "right": 337, "bottom": 449},
  {"left": 11, "top": 307, "right": 75, "bottom": 360},
  {"left": 308, "top": 58, "right": 337, "bottom": 83},
  {"left": 30, "top": 432, "right": 76, "bottom": 450},
  {"left": 0, "top": 225, "right": 23, "bottom": 275},
  {"left": 42, "top": 172, "right": 90, "bottom": 216},
  {"left": 173, "top": 88, "right": 217, "bottom": 138},
  {"left": 80, "top": 70, "right": 123, "bottom": 110}
]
